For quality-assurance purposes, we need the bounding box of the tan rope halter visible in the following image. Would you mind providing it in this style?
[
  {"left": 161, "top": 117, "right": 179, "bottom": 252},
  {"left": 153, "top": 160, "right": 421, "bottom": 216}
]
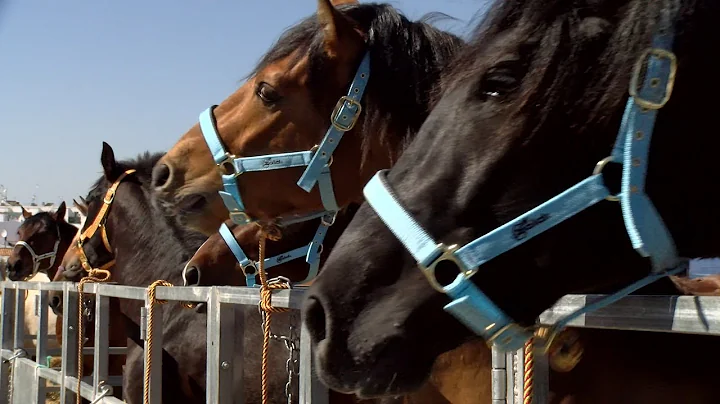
[{"left": 74, "top": 169, "right": 135, "bottom": 404}]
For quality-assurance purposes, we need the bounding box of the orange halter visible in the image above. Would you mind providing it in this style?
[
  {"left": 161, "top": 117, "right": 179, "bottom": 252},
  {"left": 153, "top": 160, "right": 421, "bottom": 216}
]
[{"left": 75, "top": 169, "right": 135, "bottom": 273}]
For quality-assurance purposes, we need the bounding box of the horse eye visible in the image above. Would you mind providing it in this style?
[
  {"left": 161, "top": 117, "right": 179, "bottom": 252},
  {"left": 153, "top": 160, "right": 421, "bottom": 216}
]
[
  {"left": 478, "top": 62, "right": 522, "bottom": 99},
  {"left": 256, "top": 82, "right": 282, "bottom": 105}
]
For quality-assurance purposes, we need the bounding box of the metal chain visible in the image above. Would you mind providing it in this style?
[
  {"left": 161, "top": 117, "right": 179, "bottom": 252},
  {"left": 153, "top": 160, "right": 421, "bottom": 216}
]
[{"left": 77, "top": 268, "right": 112, "bottom": 404}]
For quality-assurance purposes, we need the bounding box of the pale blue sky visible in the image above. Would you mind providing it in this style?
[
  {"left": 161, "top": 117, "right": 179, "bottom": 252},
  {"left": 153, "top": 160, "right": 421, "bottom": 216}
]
[{"left": 0, "top": 0, "right": 486, "bottom": 205}]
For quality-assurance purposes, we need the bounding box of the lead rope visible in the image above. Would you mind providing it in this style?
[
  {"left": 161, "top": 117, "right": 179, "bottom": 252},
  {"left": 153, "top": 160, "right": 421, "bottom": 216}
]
[
  {"left": 257, "top": 231, "right": 290, "bottom": 404},
  {"left": 143, "top": 279, "right": 173, "bottom": 404},
  {"left": 523, "top": 337, "right": 534, "bottom": 404},
  {"left": 76, "top": 268, "right": 112, "bottom": 404}
]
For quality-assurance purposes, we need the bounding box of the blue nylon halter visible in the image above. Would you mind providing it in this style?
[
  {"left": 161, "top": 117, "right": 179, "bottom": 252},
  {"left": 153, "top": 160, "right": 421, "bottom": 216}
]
[
  {"left": 363, "top": 13, "right": 683, "bottom": 352},
  {"left": 198, "top": 51, "right": 371, "bottom": 286},
  {"left": 217, "top": 210, "right": 335, "bottom": 287},
  {"left": 198, "top": 51, "right": 371, "bottom": 225}
]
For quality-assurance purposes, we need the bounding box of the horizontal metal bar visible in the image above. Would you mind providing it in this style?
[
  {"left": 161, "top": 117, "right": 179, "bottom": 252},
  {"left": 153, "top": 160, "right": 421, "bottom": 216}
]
[
  {"left": 93, "top": 284, "right": 146, "bottom": 300},
  {"left": 0, "top": 281, "right": 66, "bottom": 291},
  {"left": 45, "top": 347, "right": 127, "bottom": 356},
  {"left": 153, "top": 286, "right": 211, "bottom": 302},
  {"left": 540, "top": 294, "right": 720, "bottom": 335},
  {"left": 216, "top": 286, "right": 307, "bottom": 309},
  {"left": 36, "top": 366, "right": 123, "bottom": 388}
]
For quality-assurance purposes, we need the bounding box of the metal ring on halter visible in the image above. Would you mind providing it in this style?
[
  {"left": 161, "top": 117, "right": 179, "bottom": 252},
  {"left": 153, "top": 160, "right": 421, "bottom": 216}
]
[
  {"left": 417, "top": 243, "right": 475, "bottom": 294},
  {"left": 592, "top": 156, "right": 620, "bottom": 202},
  {"left": 311, "top": 145, "right": 334, "bottom": 167},
  {"left": 217, "top": 152, "right": 241, "bottom": 178}
]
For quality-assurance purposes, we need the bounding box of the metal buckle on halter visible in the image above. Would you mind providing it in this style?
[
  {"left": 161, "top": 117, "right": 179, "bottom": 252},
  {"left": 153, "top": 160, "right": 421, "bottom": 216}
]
[
  {"left": 217, "top": 152, "right": 241, "bottom": 178},
  {"left": 418, "top": 243, "right": 476, "bottom": 294},
  {"left": 229, "top": 210, "right": 252, "bottom": 225},
  {"left": 629, "top": 48, "right": 677, "bottom": 110},
  {"left": 321, "top": 211, "right": 338, "bottom": 227},
  {"left": 330, "top": 96, "right": 363, "bottom": 132},
  {"left": 104, "top": 189, "right": 115, "bottom": 204},
  {"left": 242, "top": 261, "right": 258, "bottom": 277}
]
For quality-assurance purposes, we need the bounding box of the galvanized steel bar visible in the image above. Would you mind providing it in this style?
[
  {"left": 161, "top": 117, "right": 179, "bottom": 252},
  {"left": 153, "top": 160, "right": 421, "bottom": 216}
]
[
  {"left": 206, "top": 288, "right": 240, "bottom": 404},
  {"left": 0, "top": 285, "right": 16, "bottom": 404},
  {"left": 59, "top": 282, "right": 79, "bottom": 404},
  {"left": 94, "top": 284, "right": 146, "bottom": 301},
  {"left": 299, "top": 319, "right": 328, "bottom": 404},
  {"left": 491, "top": 346, "right": 507, "bottom": 404},
  {"left": 531, "top": 340, "right": 549, "bottom": 404},
  {"left": 143, "top": 295, "right": 163, "bottom": 404},
  {"left": 216, "top": 286, "right": 305, "bottom": 309},
  {"left": 154, "top": 286, "right": 210, "bottom": 302},
  {"left": 35, "top": 289, "right": 50, "bottom": 403},
  {"left": 12, "top": 285, "right": 24, "bottom": 351},
  {"left": 93, "top": 292, "right": 112, "bottom": 401}
]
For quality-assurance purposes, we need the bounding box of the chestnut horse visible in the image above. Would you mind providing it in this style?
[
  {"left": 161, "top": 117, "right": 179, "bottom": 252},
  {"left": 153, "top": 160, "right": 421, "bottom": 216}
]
[
  {"left": 152, "top": 0, "right": 463, "bottom": 236},
  {"left": 304, "top": 0, "right": 720, "bottom": 402}
]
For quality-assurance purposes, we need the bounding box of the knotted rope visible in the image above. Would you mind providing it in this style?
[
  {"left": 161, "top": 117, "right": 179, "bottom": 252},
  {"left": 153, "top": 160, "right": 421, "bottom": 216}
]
[
  {"left": 76, "top": 268, "right": 112, "bottom": 404},
  {"left": 257, "top": 228, "right": 289, "bottom": 404}
]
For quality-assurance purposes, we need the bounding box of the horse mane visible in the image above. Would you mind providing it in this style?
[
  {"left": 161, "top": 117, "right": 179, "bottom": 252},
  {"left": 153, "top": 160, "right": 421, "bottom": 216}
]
[
  {"left": 249, "top": 3, "right": 464, "bottom": 165},
  {"left": 439, "top": 0, "right": 699, "bottom": 144},
  {"left": 84, "top": 151, "right": 206, "bottom": 259}
]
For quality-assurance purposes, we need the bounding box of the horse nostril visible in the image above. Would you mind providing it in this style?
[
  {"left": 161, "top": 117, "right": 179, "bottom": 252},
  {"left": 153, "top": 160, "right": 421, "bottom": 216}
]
[
  {"left": 49, "top": 295, "right": 62, "bottom": 312},
  {"left": 183, "top": 266, "right": 201, "bottom": 286},
  {"left": 303, "top": 296, "right": 327, "bottom": 343},
  {"left": 152, "top": 163, "right": 173, "bottom": 190}
]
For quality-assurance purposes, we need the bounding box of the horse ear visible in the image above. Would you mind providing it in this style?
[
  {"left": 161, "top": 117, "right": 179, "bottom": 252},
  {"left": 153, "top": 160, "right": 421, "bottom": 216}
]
[
  {"left": 53, "top": 201, "right": 66, "bottom": 222},
  {"left": 73, "top": 198, "right": 88, "bottom": 216},
  {"left": 100, "top": 142, "right": 120, "bottom": 181},
  {"left": 21, "top": 206, "right": 32, "bottom": 219},
  {"left": 317, "top": 0, "right": 363, "bottom": 60}
]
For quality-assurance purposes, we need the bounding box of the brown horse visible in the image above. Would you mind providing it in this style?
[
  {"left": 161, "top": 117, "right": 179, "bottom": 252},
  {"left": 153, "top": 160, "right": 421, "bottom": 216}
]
[
  {"left": 303, "top": 0, "right": 720, "bottom": 402},
  {"left": 152, "top": 0, "right": 464, "bottom": 235},
  {"left": 6, "top": 202, "right": 78, "bottom": 281}
]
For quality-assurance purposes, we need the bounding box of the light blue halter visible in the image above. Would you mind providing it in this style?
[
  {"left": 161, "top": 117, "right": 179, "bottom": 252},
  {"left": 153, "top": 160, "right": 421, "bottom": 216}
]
[
  {"left": 363, "top": 12, "right": 684, "bottom": 352},
  {"left": 198, "top": 52, "right": 371, "bottom": 286}
]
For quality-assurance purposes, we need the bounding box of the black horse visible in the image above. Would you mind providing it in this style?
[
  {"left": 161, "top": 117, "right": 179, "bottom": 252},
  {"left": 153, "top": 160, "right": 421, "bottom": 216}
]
[{"left": 305, "top": 0, "right": 720, "bottom": 402}]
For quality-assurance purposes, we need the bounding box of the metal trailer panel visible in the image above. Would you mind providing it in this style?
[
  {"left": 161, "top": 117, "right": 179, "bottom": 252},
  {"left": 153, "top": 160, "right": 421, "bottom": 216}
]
[
  {"left": 93, "top": 292, "right": 113, "bottom": 399},
  {"left": 35, "top": 289, "right": 49, "bottom": 402},
  {"left": 59, "top": 282, "right": 79, "bottom": 404},
  {"left": 206, "top": 289, "right": 241, "bottom": 404},
  {"left": 10, "top": 358, "right": 38, "bottom": 404},
  {"left": 299, "top": 320, "right": 328, "bottom": 404},
  {"left": 1, "top": 286, "right": 16, "bottom": 404},
  {"left": 143, "top": 295, "right": 164, "bottom": 404}
]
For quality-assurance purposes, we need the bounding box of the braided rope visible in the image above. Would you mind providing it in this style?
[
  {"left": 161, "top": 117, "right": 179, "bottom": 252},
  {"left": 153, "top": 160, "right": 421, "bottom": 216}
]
[
  {"left": 258, "top": 233, "right": 289, "bottom": 404},
  {"left": 523, "top": 337, "right": 534, "bottom": 404},
  {"left": 143, "top": 280, "right": 173, "bottom": 404},
  {"left": 76, "top": 268, "right": 112, "bottom": 404}
]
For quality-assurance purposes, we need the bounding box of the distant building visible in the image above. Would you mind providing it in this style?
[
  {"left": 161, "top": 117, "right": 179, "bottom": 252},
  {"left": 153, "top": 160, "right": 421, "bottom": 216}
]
[{"left": 0, "top": 202, "right": 86, "bottom": 247}]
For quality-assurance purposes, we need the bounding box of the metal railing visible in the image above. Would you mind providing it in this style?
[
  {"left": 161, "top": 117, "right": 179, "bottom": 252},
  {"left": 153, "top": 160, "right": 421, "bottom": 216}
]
[{"left": 0, "top": 281, "right": 328, "bottom": 404}]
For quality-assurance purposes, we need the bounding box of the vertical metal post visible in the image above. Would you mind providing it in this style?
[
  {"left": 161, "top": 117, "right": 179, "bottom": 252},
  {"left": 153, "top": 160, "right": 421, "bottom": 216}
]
[
  {"left": 532, "top": 340, "right": 549, "bottom": 404},
  {"left": 0, "top": 285, "right": 16, "bottom": 404},
  {"left": 12, "top": 286, "right": 24, "bottom": 351},
  {"left": 491, "top": 346, "right": 507, "bottom": 404},
  {"left": 206, "top": 289, "right": 239, "bottom": 404},
  {"left": 60, "top": 283, "right": 79, "bottom": 404},
  {"left": 513, "top": 347, "right": 524, "bottom": 404},
  {"left": 93, "top": 291, "right": 110, "bottom": 400},
  {"left": 143, "top": 296, "right": 163, "bottom": 404},
  {"left": 299, "top": 317, "right": 328, "bottom": 404},
  {"left": 35, "top": 289, "right": 49, "bottom": 402}
]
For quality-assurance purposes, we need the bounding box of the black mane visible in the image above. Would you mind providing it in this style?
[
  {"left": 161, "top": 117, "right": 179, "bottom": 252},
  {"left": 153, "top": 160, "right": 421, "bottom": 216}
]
[
  {"left": 251, "top": 3, "right": 464, "bottom": 163},
  {"left": 440, "top": 0, "right": 698, "bottom": 142}
]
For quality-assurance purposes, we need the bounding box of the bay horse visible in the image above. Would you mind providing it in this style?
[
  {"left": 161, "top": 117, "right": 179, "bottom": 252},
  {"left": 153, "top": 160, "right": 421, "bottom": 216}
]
[
  {"left": 303, "top": 0, "right": 720, "bottom": 402},
  {"left": 52, "top": 143, "right": 407, "bottom": 404},
  {"left": 151, "top": 0, "right": 464, "bottom": 236}
]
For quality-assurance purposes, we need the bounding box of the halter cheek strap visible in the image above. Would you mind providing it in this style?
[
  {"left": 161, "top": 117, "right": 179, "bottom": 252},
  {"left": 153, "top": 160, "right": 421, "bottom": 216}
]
[
  {"left": 363, "top": 10, "right": 682, "bottom": 352},
  {"left": 76, "top": 169, "right": 135, "bottom": 273}
]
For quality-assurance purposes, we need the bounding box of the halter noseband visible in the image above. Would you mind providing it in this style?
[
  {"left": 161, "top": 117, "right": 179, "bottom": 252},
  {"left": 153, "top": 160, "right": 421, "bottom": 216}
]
[
  {"left": 14, "top": 224, "right": 61, "bottom": 278},
  {"left": 363, "top": 10, "right": 682, "bottom": 352},
  {"left": 75, "top": 169, "right": 135, "bottom": 274},
  {"left": 197, "top": 50, "right": 372, "bottom": 285}
]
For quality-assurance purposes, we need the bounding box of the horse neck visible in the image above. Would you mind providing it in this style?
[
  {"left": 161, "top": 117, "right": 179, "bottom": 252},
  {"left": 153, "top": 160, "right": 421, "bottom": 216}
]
[{"left": 48, "top": 222, "right": 79, "bottom": 280}]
